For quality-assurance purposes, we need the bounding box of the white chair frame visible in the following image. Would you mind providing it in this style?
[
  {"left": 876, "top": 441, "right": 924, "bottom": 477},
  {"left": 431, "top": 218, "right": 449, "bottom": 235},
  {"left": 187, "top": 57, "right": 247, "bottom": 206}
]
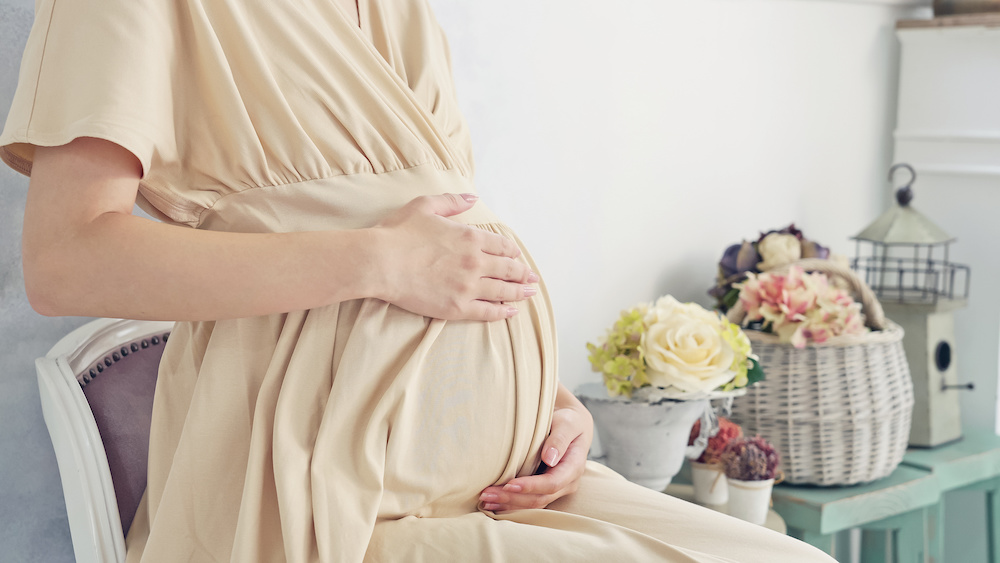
[{"left": 36, "top": 318, "right": 174, "bottom": 563}]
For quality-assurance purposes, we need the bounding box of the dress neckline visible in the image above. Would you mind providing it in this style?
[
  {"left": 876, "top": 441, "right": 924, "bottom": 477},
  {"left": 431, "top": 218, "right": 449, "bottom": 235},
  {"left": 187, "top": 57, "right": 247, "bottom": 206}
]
[{"left": 336, "top": 0, "right": 364, "bottom": 31}]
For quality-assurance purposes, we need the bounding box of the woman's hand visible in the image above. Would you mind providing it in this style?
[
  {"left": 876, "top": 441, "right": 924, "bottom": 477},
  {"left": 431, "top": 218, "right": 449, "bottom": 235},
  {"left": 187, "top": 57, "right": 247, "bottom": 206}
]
[
  {"left": 371, "top": 193, "right": 538, "bottom": 322},
  {"left": 479, "top": 384, "right": 593, "bottom": 512}
]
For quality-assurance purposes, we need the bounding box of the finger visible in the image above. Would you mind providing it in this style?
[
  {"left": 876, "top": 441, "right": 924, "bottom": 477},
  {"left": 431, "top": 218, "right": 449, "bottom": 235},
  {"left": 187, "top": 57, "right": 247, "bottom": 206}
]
[
  {"left": 482, "top": 491, "right": 558, "bottom": 512},
  {"left": 540, "top": 411, "right": 580, "bottom": 467},
  {"left": 476, "top": 278, "right": 535, "bottom": 303},
  {"left": 478, "top": 230, "right": 522, "bottom": 259},
  {"left": 480, "top": 485, "right": 561, "bottom": 510},
  {"left": 463, "top": 300, "right": 518, "bottom": 322},
  {"left": 481, "top": 255, "right": 535, "bottom": 284},
  {"left": 410, "top": 193, "right": 478, "bottom": 217},
  {"left": 501, "top": 441, "right": 587, "bottom": 496}
]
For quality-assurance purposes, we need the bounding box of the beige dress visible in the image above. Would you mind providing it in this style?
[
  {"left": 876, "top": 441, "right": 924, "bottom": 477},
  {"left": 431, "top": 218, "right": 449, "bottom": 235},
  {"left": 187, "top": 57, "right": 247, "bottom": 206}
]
[{"left": 2, "top": 1, "right": 835, "bottom": 561}]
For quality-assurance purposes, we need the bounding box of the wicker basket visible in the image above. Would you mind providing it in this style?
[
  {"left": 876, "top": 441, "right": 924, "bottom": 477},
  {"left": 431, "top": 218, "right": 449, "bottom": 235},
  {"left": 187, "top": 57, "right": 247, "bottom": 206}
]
[{"left": 727, "top": 259, "right": 913, "bottom": 486}]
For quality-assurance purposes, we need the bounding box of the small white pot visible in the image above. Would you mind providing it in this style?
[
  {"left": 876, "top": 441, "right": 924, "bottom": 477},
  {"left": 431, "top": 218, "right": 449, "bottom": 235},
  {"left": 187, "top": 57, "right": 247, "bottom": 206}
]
[
  {"left": 726, "top": 477, "right": 774, "bottom": 525},
  {"left": 690, "top": 461, "right": 727, "bottom": 505}
]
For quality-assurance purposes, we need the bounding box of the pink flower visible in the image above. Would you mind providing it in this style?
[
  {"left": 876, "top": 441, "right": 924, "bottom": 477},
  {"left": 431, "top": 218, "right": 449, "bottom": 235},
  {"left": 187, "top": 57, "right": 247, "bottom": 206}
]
[{"left": 735, "top": 266, "right": 867, "bottom": 348}]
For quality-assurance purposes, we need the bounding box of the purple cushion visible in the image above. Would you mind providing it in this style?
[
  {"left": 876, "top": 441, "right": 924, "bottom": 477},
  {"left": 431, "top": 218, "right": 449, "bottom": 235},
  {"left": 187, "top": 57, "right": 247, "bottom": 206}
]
[{"left": 81, "top": 334, "right": 167, "bottom": 536}]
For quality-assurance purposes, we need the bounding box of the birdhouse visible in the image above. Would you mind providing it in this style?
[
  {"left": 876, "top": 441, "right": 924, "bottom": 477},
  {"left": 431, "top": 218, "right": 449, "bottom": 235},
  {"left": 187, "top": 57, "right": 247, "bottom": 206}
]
[{"left": 852, "top": 163, "right": 972, "bottom": 448}]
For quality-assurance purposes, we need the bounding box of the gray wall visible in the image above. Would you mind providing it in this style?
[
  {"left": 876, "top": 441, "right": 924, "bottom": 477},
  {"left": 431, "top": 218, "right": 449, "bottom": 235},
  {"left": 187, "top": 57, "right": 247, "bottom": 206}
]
[{"left": 1, "top": 1, "right": 82, "bottom": 560}]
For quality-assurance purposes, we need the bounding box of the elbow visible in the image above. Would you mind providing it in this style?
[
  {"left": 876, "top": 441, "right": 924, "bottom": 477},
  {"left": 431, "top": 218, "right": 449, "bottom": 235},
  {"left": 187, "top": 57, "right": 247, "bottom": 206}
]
[
  {"left": 22, "top": 248, "right": 71, "bottom": 317},
  {"left": 24, "top": 286, "right": 61, "bottom": 317}
]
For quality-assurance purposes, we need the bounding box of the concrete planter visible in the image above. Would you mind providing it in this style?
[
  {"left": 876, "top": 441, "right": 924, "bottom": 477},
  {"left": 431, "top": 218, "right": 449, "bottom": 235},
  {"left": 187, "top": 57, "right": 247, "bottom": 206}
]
[{"left": 576, "top": 383, "right": 709, "bottom": 491}]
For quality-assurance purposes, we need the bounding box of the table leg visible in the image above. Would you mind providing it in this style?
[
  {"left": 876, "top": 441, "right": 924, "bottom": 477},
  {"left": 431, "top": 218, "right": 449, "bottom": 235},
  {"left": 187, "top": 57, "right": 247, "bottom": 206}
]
[
  {"left": 987, "top": 479, "right": 1000, "bottom": 563},
  {"left": 957, "top": 475, "right": 1000, "bottom": 563},
  {"left": 861, "top": 510, "right": 927, "bottom": 563},
  {"left": 926, "top": 500, "right": 944, "bottom": 563},
  {"left": 894, "top": 510, "right": 926, "bottom": 563},
  {"left": 861, "top": 529, "right": 890, "bottom": 563},
  {"left": 788, "top": 527, "right": 835, "bottom": 555}
]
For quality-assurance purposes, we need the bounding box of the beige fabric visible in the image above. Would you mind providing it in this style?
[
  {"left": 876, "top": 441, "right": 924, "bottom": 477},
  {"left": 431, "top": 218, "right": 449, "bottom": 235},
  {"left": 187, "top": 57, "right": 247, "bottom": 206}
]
[{"left": 2, "top": 1, "right": 835, "bottom": 561}]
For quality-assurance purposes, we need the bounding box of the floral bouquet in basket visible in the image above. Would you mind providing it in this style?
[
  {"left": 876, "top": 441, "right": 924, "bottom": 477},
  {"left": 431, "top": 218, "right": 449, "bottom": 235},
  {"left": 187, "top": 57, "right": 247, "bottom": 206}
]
[
  {"left": 736, "top": 266, "right": 867, "bottom": 348},
  {"left": 586, "top": 296, "right": 764, "bottom": 399},
  {"left": 711, "top": 225, "right": 868, "bottom": 349},
  {"left": 709, "top": 224, "right": 830, "bottom": 312}
]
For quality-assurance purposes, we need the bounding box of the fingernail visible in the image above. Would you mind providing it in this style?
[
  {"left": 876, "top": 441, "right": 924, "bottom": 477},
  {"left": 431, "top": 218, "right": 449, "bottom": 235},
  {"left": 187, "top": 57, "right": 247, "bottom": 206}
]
[
  {"left": 527, "top": 272, "right": 540, "bottom": 283},
  {"left": 484, "top": 503, "right": 502, "bottom": 511},
  {"left": 524, "top": 286, "right": 537, "bottom": 297},
  {"left": 461, "top": 193, "right": 479, "bottom": 203},
  {"left": 480, "top": 492, "right": 499, "bottom": 502},
  {"left": 506, "top": 307, "right": 519, "bottom": 317},
  {"left": 545, "top": 447, "right": 559, "bottom": 466},
  {"left": 503, "top": 483, "right": 522, "bottom": 493}
]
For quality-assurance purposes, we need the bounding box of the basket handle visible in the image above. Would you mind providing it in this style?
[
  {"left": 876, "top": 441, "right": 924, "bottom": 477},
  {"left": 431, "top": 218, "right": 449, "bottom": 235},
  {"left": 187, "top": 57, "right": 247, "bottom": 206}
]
[{"left": 725, "top": 258, "right": 886, "bottom": 331}]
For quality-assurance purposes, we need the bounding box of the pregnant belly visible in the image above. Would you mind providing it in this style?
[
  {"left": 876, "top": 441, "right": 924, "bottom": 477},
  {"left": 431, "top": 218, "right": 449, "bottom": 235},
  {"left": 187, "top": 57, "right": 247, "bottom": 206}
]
[
  {"left": 366, "top": 226, "right": 557, "bottom": 519},
  {"left": 375, "top": 314, "right": 520, "bottom": 518}
]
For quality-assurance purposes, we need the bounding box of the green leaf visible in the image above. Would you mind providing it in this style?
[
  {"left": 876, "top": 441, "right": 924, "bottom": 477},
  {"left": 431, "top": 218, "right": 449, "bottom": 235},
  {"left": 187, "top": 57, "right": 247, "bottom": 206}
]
[
  {"left": 746, "top": 357, "right": 765, "bottom": 385},
  {"left": 722, "top": 287, "right": 741, "bottom": 310}
]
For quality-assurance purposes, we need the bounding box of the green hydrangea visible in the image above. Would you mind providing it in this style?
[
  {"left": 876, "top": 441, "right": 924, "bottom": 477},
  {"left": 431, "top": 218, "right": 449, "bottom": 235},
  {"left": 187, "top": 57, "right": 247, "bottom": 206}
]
[
  {"left": 586, "top": 306, "right": 649, "bottom": 397},
  {"left": 718, "top": 317, "right": 764, "bottom": 392}
]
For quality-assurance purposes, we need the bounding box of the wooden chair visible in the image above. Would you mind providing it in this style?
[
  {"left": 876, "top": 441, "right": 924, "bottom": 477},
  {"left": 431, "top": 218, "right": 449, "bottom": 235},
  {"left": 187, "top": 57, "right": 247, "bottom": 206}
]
[{"left": 36, "top": 318, "right": 173, "bottom": 563}]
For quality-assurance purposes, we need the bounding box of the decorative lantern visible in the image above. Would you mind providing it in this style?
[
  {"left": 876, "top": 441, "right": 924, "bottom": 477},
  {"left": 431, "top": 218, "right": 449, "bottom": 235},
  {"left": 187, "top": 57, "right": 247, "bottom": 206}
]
[{"left": 852, "top": 163, "right": 972, "bottom": 448}]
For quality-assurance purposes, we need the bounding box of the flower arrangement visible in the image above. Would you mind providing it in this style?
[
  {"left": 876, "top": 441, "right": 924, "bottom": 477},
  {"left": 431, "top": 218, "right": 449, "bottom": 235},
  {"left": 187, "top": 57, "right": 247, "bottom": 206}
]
[
  {"left": 722, "top": 436, "right": 781, "bottom": 481},
  {"left": 688, "top": 417, "right": 743, "bottom": 465},
  {"left": 709, "top": 225, "right": 830, "bottom": 312},
  {"left": 587, "top": 295, "right": 764, "bottom": 398},
  {"left": 736, "top": 266, "right": 867, "bottom": 348}
]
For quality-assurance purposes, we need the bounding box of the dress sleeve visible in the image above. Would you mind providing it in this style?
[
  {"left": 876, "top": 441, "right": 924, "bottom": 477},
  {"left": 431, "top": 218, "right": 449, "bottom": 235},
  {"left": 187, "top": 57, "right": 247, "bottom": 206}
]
[{"left": 0, "top": 0, "right": 176, "bottom": 179}]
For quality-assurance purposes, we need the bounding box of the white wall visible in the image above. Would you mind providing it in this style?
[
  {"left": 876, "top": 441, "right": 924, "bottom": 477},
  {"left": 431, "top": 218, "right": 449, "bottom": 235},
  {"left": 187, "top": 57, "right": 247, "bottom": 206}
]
[{"left": 431, "top": 0, "right": 932, "bottom": 393}]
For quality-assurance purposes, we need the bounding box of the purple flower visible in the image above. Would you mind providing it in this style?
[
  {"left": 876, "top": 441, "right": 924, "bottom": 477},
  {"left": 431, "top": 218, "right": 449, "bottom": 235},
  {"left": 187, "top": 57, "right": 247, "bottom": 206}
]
[
  {"left": 757, "top": 224, "right": 804, "bottom": 244},
  {"left": 719, "top": 241, "right": 760, "bottom": 280},
  {"left": 719, "top": 244, "right": 742, "bottom": 279},
  {"left": 801, "top": 240, "right": 830, "bottom": 260},
  {"left": 735, "top": 241, "right": 760, "bottom": 275}
]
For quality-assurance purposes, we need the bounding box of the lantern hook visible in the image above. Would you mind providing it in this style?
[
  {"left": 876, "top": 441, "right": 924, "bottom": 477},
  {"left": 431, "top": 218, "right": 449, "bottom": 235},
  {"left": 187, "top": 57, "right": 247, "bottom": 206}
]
[{"left": 889, "top": 163, "right": 916, "bottom": 206}]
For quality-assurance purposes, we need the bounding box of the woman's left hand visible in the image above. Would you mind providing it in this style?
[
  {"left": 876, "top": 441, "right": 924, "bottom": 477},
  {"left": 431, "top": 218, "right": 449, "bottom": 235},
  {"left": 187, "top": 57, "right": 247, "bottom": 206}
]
[{"left": 479, "top": 384, "right": 593, "bottom": 512}]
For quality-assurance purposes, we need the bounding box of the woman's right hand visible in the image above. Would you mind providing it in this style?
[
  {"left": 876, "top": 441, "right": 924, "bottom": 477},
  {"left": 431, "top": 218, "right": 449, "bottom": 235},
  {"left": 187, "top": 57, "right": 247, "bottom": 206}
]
[{"left": 370, "top": 193, "right": 538, "bottom": 322}]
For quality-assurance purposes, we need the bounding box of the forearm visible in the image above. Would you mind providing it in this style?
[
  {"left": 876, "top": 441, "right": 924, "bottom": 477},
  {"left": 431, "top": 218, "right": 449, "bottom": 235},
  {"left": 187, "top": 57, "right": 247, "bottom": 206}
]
[
  {"left": 554, "top": 383, "right": 584, "bottom": 411},
  {"left": 24, "top": 211, "right": 378, "bottom": 321},
  {"left": 23, "top": 139, "right": 534, "bottom": 323}
]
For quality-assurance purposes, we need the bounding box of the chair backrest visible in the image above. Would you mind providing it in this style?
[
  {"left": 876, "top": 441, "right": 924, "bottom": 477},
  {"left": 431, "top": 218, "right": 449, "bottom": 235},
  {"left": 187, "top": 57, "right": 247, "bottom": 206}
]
[{"left": 36, "top": 318, "right": 173, "bottom": 563}]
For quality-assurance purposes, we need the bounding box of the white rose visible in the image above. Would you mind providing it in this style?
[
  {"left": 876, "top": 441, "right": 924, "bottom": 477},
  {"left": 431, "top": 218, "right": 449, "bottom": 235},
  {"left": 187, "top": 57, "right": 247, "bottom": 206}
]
[
  {"left": 756, "top": 233, "right": 802, "bottom": 271},
  {"left": 640, "top": 296, "right": 737, "bottom": 393}
]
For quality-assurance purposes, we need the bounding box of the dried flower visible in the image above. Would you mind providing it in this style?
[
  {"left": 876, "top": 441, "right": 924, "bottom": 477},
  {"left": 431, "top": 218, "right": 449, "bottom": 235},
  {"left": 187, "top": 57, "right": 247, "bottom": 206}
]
[
  {"left": 688, "top": 417, "right": 743, "bottom": 465},
  {"left": 722, "top": 436, "right": 780, "bottom": 481}
]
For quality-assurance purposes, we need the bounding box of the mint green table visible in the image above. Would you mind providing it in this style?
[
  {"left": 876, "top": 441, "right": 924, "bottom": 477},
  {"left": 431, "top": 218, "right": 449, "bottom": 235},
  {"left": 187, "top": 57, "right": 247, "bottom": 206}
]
[
  {"left": 770, "top": 466, "right": 940, "bottom": 562},
  {"left": 901, "top": 429, "right": 1000, "bottom": 563}
]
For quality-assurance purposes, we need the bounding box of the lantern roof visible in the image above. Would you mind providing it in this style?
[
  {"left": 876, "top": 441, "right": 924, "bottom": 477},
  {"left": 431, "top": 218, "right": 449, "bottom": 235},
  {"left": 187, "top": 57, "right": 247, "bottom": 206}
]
[
  {"left": 853, "top": 204, "right": 954, "bottom": 244},
  {"left": 852, "top": 163, "right": 955, "bottom": 245}
]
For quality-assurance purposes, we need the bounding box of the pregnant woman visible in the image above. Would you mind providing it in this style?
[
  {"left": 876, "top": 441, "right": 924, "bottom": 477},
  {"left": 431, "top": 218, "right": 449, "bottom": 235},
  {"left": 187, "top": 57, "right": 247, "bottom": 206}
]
[{"left": 2, "top": 0, "right": 835, "bottom": 561}]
